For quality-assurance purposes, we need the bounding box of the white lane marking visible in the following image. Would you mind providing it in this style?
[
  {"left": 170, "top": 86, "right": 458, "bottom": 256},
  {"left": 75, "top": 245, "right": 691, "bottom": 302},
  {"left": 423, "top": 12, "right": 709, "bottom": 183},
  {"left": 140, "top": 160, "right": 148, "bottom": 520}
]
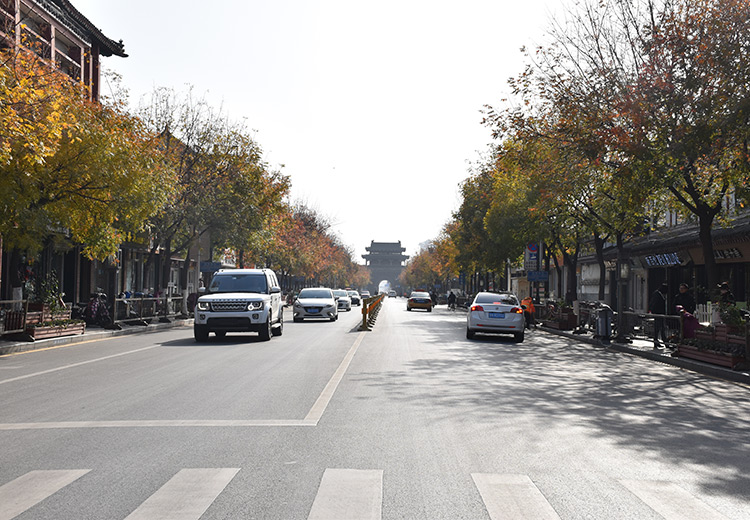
[
  {"left": 124, "top": 468, "right": 239, "bottom": 520},
  {"left": 0, "top": 419, "right": 316, "bottom": 430},
  {"left": 620, "top": 479, "right": 728, "bottom": 520},
  {"left": 472, "top": 473, "right": 560, "bottom": 520},
  {"left": 304, "top": 332, "right": 366, "bottom": 424},
  {"left": 0, "top": 469, "right": 90, "bottom": 520},
  {"left": 0, "top": 346, "right": 158, "bottom": 386},
  {"left": 308, "top": 468, "right": 383, "bottom": 520}
]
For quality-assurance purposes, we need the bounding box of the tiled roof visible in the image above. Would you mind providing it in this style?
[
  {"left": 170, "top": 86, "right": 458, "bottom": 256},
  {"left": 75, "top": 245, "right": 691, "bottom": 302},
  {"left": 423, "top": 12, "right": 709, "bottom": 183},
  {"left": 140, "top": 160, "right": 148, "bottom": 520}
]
[{"left": 50, "top": 0, "right": 127, "bottom": 57}]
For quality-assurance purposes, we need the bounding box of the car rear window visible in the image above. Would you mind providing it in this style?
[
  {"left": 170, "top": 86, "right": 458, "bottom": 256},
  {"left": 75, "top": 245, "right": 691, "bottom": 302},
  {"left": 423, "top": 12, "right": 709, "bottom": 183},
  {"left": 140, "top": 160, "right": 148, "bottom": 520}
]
[
  {"left": 299, "top": 289, "right": 332, "bottom": 299},
  {"left": 410, "top": 292, "right": 430, "bottom": 298},
  {"left": 475, "top": 293, "right": 518, "bottom": 305},
  {"left": 209, "top": 273, "right": 268, "bottom": 293}
]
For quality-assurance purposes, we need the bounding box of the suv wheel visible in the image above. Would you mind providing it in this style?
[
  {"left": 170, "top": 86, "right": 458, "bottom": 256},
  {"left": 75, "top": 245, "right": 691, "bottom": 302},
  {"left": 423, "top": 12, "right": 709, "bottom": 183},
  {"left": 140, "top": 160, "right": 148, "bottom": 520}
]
[
  {"left": 272, "top": 312, "right": 283, "bottom": 336},
  {"left": 258, "top": 315, "right": 272, "bottom": 341},
  {"left": 194, "top": 324, "right": 209, "bottom": 342}
]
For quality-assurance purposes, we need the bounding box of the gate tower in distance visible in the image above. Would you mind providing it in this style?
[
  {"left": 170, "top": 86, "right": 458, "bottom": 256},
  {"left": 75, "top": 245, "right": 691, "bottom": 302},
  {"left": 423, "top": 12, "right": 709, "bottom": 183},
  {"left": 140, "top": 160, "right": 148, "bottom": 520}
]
[{"left": 361, "top": 241, "right": 409, "bottom": 293}]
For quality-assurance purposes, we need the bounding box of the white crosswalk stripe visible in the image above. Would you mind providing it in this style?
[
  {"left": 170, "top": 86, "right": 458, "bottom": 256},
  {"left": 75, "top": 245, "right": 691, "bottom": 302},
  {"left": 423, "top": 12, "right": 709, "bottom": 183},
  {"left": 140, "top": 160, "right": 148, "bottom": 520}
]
[
  {"left": 124, "top": 468, "right": 240, "bottom": 520},
  {"left": 472, "top": 473, "right": 561, "bottom": 520},
  {"left": 308, "top": 468, "right": 383, "bottom": 520},
  {"left": 620, "top": 479, "right": 729, "bottom": 520},
  {"left": 0, "top": 470, "right": 90, "bottom": 520},
  {"left": 0, "top": 468, "right": 733, "bottom": 519}
]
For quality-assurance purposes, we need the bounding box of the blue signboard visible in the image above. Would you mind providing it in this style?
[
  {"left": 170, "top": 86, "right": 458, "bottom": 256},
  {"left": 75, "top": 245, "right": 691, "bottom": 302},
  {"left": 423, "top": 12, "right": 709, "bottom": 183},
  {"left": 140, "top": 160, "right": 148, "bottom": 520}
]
[
  {"left": 200, "top": 261, "right": 222, "bottom": 272},
  {"left": 527, "top": 271, "right": 549, "bottom": 282}
]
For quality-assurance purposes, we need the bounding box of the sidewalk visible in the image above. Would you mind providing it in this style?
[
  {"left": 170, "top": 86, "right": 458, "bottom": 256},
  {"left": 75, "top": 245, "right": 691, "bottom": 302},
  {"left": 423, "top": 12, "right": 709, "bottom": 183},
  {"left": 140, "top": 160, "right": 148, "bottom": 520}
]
[
  {"left": 540, "top": 326, "right": 750, "bottom": 386},
  {"left": 0, "top": 318, "right": 193, "bottom": 356}
]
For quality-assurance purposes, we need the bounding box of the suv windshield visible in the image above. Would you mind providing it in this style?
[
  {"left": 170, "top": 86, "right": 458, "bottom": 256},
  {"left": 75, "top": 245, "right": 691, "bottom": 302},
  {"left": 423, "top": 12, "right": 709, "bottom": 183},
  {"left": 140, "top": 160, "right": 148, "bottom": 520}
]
[
  {"left": 298, "top": 289, "right": 332, "bottom": 299},
  {"left": 209, "top": 273, "right": 268, "bottom": 294}
]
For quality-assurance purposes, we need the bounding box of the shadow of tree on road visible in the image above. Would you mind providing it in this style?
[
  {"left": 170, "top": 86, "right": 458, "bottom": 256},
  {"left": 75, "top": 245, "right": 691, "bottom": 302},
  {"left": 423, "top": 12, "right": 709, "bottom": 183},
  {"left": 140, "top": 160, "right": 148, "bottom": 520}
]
[{"left": 354, "top": 307, "right": 750, "bottom": 500}]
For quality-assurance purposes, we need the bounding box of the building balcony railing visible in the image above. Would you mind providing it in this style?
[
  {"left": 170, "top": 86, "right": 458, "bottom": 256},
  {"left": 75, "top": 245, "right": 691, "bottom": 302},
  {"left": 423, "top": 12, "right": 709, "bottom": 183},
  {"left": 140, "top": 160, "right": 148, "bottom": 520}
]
[
  {"left": 20, "top": 25, "right": 50, "bottom": 59},
  {"left": 55, "top": 49, "right": 80, "bottom": 81}
]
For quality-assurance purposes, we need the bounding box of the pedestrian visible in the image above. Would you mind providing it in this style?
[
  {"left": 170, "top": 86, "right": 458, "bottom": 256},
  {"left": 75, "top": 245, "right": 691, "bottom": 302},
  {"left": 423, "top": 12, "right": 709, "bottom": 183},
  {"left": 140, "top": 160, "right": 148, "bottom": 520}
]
[
  {"left": 673, "top": 283, "right": 696, "bottom": 314},
  {"left": 649, "top": 282, "right": 669, "bottom": 349},
  {"left": 521, "top": 295, "right": 535, "bottom": 329},
  {"left": 718, "top": 282, "right": 736, "bottom": 306}
]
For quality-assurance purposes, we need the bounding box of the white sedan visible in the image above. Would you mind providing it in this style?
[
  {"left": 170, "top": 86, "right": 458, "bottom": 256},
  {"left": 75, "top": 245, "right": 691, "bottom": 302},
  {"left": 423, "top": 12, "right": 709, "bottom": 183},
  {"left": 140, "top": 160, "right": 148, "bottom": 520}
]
[
  {"left": 293, "top": 288, "right": 339, "bottom": 322},
  {"left": 466, "top": 291, "right": 525, "bottom": 342},
  {"left": 333, "top": 289, "right": 352, "bottom": 311}
]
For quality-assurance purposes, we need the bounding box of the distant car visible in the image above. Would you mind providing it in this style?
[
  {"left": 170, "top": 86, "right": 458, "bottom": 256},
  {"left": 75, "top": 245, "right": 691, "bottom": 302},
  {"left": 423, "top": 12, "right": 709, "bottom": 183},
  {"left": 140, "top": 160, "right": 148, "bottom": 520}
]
[
  {"left": 293, "top": 288, "right": 339, "bottom": 322},
  {"left": 333, "top": 289, "right": 352, "bottom": 311},
  {"left": 347, "top": 290, "right": 361, "bottom": 306},
  {"left": 466, "top": 291, "right": 525, "bottom": 342},
  {"left": 360, "top": 290, "right": 371, "bottom": 299},
  {"left": 407, "top": 291, "right": 433, "bottom": 312},
  {"left": 388, "top": 290, "right": 397, "bottom": 298}
]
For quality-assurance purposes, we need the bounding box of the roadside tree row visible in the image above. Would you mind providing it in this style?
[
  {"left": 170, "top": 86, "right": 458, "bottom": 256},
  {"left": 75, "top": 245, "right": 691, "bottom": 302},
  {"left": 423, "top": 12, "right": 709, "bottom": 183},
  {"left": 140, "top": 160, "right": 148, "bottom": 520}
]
[
  {"left": 1, "top": 48, "right": 366, "bottom": 301},
  {"left": 409, "top": 0, "right": 750, "bottom": 302}
]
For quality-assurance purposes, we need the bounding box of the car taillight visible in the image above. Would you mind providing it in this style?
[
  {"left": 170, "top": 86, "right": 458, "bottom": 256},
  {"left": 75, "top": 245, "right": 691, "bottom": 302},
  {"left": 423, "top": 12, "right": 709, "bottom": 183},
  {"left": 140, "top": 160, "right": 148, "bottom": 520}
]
[
  {"left": 511, "top": 307, "right": 523, "bottom": 314},
  {"left": 470, "top": 305, "right": 484, "bottom": 312}
]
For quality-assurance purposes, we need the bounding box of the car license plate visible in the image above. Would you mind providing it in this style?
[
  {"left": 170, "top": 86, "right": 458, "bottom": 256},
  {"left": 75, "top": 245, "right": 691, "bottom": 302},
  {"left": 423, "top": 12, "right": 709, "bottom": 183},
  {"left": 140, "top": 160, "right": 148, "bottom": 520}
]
[
  {"left": 488, "top": 312, "right": 505, "bottom": 318},
  {"left": 308, "top": 308, "right": 320, "bottom": 313}
]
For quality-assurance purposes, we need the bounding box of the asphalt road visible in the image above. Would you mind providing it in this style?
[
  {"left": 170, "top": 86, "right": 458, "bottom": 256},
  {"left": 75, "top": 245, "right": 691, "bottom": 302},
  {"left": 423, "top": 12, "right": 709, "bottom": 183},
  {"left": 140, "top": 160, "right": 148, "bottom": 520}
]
[{"left": 1, "top": 298, "right": 749, "bottom": 519}]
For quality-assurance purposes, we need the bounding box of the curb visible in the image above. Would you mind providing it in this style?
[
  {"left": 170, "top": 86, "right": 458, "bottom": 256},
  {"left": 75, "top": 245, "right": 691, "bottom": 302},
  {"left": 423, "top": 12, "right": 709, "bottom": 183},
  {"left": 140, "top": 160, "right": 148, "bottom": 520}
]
[
  {"left": 540, "top": 326, "right": 750, "bottom": 386},
  {"left": 0, "top": 319, "right": 193, "bottom": 356}
]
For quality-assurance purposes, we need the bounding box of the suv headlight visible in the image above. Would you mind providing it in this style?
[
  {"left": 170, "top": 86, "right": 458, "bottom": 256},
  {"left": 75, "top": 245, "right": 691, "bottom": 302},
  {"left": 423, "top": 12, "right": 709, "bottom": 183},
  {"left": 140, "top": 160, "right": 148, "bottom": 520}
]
[
  {"left": 247, "top": 301, "right": 264, "bottom": 311},
  {"left": 197, "top": 301, "right": 210, "bottom": 311}
]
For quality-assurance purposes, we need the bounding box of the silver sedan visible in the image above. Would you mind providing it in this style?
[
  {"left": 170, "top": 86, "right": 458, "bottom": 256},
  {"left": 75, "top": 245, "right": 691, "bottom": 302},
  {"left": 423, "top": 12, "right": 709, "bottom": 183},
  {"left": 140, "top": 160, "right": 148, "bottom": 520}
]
[
  {"left": 466, "top": 291, "right": 525, "bottom": 342},
  {"left": 333, "top": 289, "right": 352, "bottom": 311}
]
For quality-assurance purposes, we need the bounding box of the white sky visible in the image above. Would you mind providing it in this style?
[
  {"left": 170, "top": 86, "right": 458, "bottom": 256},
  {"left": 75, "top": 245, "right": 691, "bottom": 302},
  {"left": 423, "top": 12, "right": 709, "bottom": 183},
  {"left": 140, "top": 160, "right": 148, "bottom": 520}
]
[{"left": 72, "top": 0, "right": 562, "bottom": 261}]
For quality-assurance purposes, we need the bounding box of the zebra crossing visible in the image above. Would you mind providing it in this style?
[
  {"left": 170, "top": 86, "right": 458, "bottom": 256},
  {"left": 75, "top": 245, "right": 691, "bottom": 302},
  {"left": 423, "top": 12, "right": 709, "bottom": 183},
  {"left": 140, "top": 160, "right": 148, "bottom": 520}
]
[{"left": 0, "top": 468, "right": 730, "bottom": 520}]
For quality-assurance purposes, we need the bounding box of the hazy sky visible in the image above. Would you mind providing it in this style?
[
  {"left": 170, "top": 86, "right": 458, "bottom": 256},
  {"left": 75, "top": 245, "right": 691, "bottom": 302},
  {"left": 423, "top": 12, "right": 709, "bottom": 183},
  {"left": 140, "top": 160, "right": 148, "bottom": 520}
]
[{"left": 73, "top": 0, "right": 561, "bottom": 261}]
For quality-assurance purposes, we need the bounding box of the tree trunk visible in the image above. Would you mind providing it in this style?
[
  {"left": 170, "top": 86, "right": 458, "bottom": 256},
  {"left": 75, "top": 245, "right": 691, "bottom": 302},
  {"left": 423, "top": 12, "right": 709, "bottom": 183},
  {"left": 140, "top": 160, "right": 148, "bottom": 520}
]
[
  {"left": 698, "top": 213, "right": 718, "bottom": 294},
  {"left": 614, "top": 232, "right": 627, "bottom": 341},
  {"left": 561, "top": 242, "right": 580, "bottom": 304},
  {"left": 161, "top": 238, "right": 172, "bottom": 319},
  {"left": 9, "top": 249, "right": 24, "bottom": 308},
  {"left": 594, "top": 232, "right": 606, "bottom": 301}
]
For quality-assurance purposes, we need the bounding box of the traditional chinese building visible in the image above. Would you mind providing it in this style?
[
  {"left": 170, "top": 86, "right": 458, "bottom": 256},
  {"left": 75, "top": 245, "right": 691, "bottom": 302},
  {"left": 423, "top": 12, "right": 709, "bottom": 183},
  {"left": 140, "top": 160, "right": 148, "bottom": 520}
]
[
  {"left": 0, "top": 0, "right": 126, "bottom": 303},
  {"left": 362, "top": 241, "right": 409, "bottom": 293},
  {"left": 0, "top": 0, "right": 127, "bottom": 101}
]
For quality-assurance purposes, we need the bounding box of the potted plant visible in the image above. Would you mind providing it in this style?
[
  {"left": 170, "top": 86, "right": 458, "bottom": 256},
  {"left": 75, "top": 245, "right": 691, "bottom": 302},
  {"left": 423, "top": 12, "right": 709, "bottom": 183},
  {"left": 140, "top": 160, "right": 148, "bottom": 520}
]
[
  {"left": 676, "top": 337, "right": 746, "bottom": 370},
  {"left": 27, "top": 317, "right": 85, "bottom": 340},
  {"left": 28, "top": 271, "right": 70, "bottom": 321}
]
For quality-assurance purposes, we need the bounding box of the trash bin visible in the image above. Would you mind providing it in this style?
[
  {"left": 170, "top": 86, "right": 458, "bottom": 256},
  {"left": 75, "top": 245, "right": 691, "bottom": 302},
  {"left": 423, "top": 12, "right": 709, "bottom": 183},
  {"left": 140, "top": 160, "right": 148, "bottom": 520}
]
[{"left": 596, "top": 304, "right": 613, "bottom": 341}]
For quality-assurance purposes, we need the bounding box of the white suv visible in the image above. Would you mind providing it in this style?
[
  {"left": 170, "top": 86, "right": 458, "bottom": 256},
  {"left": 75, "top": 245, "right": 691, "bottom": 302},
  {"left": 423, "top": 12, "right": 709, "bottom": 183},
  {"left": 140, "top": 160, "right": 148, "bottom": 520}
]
[{"left": 194, "top": 268, "right": 283, "bottom": 342}]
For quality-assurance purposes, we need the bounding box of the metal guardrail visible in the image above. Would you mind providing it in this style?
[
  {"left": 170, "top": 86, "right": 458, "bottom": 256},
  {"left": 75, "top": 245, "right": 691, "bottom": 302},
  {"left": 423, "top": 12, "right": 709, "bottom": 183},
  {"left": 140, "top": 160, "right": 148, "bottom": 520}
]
[
  {"left": 359, "top": 293, "right": 386, "bottom": 331},
  {"left": 112, "top": 295, "right": 185, "bottom": 325}
]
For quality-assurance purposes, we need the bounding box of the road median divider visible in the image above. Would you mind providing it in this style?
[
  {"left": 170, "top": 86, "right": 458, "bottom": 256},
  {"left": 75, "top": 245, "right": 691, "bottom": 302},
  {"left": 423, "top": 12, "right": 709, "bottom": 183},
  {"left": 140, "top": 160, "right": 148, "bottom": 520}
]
[{"left": 359, "top": 294, "right": 385, "bottom": 331}]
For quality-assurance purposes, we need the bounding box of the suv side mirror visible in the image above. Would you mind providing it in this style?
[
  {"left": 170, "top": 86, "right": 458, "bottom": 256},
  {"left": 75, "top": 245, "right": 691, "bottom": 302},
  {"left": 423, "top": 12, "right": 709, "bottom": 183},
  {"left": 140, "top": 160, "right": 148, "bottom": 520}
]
[
  {"left": 270, "top": 286, "right": 281, "bottom": 294},
  {"left": 198, "top": 287, "right": 206, "bottom": 294}
]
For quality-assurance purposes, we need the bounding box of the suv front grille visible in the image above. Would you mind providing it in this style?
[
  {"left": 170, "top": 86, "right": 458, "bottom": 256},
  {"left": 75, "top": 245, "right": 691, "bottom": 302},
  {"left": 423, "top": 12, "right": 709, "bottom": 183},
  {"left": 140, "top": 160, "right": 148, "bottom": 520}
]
[{"left": 210, "top": 300, "right": 249, "bottom": 312}]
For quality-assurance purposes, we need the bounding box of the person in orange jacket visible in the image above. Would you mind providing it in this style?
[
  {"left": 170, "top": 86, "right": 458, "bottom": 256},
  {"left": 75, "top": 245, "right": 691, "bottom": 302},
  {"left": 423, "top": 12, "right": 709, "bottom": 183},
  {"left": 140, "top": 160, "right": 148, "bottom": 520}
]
[{"left": 521, "top": 296, "right": 535, "bottom": 329}]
